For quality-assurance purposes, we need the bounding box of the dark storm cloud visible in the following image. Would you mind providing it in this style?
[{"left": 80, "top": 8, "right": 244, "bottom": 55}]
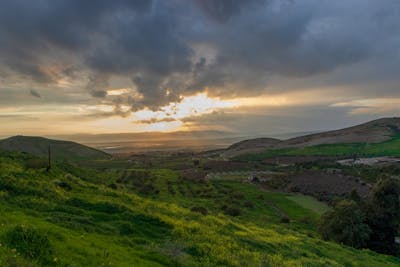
[
  {"left": 194, "top": 0, "right": 264, "bottom": 22},
  {"left": 86, "top": 74, "right": 109, "bottom": 98},
  {"left": 0, "top": 0, "right": 152, "bottom": 83},
  {"left": 0, "top": 0, "right": 400, "bottom": 112},
  {"left": 190, "top": 0, "right": 400, "bottom": 97}
]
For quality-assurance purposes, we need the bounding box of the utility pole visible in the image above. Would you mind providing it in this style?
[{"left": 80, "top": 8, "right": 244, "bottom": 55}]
[{"left": 46, "top": 144, "right": 51, "bottom": 172}]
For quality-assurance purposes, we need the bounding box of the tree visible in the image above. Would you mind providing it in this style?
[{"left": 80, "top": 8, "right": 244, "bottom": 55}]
[
  {"left": 366, "top": 178, "right": 400, "bottom": 254},
  {"left": 193, "top": 159, "right": 200, "bottom": 166},
  {"left": 318, "top": 200, "right": 371, "bottom": 248},
  {"left": 349, "top": 189, "right": 361, "bottom": 203}
]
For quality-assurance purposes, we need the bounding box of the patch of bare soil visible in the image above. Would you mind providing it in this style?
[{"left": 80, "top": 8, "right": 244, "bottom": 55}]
[{"left": 288, "top": 170, "right": 371, "bottom": 201}]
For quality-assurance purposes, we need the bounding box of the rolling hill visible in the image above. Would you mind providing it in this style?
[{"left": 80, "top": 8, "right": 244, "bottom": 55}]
[
  {"left": 0, "top": 149, "right": 399, "bottom": 266},
  {"left": 0, "top": 135, "right": 111, "bottom": 161},
  {"left": 223, "top": 117, "right": 400, "bottom": 158}
]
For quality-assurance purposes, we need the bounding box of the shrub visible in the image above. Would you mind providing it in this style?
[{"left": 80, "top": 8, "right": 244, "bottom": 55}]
[
  {"left": 230, "top": 192, "right": 244, "bottom": 199},
  {"left": 177, "top": 185, "right": 185, "bottom": 196},
  {"left": 167, "top": 181, "right": 176, "bottom": 195},
  {"left": 118, "top": 222, "right": 135, "bottom": 236},
  {"left": 4, "top": 225, "right": 53, "bottom": 264},
  {"left": 349, "top": 189, "right": 361, "bottom": 203},
  {"left": 54, "top": 180, "right": 72, "bottom": 191},
  {"left": 138, "top": 183, "right": 158, "bottom": 195},
  {"left": 66, "top": 198, "right": 127, "bottom": 214},
  {"left": 280, "top": 215, "right": 290, "bottom": 223},
  {"left": 318, "top": 200, "right": 370, "bottom": 248},
  {"left": 287, "top": 185, "right": 300, "bottom": 193},
  {"left": 108, "top": 183, "right": 118, "bottom": 189},
  {"left": 244, "top": 201, "right": 254, "bottom": 208},
  {"left": 225, "top": 207, "right": 241, "bottom": 217},
  {"left": 24, "top": 159, "right": 48, "bottom": 170},
  {"left": 366, "top": 178, "right": 400, "bottom": 254},
  {"left": 64, "top": 173, "right": 73, "bottom": 180},
  {"left": 300, "top": 216, "right": 313, "bottom": 225},
  {"left": 191, "top": 206, "right": 208, "bottom": 216}
]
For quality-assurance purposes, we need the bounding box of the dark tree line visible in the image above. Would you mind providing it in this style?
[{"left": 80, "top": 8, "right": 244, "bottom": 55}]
[{"left": 318, "top": 178, "right": 400, "bottom": 255}]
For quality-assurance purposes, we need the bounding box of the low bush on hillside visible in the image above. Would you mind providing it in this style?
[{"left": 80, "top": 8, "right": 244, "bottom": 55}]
[
  {"left": 319, "top": 178, "right": 400, "bottom": 254},
  {"left": 243, "top": 201, "right": 254, "bottom": 208},
  {"left": 108, "top": 183, "right": 118, "bottom": 189},
  {"left": 167, "top": 181, "right": 176, "bottom": 195},
  {"left": 224, "top": 206, "right": 241, "bottom": 217},
  {"left": 230, "top": 191, "right": 244, "bottom": 199},
  {"left": 318, "top": 200, "right": 370, "bottom": 248},
  {"left": 54, "top": 180, "right": 72, "bottom": 191},
  {"left": 280, "top": 215, "right": 290, "bottom": 223},
  {"left": 3, "top": 225, "right": 53, "bottom": 264},
  {"left": 137, "top": 183, "right": 159, "bottom": 195},
  {"left": 66, "top": 198, "right": 128, "bottom": 214},
  {"left": 300, "top": 216, "right": 313, "bottom": 225},
  {"left": 24, "top": 158, "right": 48, "bottom": 170},
  {"left": 190, "top": 206, "right": 208, "bottom": 216}
]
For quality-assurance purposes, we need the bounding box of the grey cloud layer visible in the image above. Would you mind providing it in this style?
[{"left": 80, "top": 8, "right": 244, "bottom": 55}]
[{"left": 0, "top": 0, "right": 399, "bottom": 112}]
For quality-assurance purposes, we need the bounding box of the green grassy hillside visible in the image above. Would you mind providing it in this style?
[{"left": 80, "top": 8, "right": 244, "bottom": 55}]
[
  {"left": 0, "top": 150, "right": 399, "bottom": 266},
  {"left": 238, "top": 135, "right": 400, "bottom": 161},
  {"left": 0, "top": 136, "right": 110, "bottom": 161}
]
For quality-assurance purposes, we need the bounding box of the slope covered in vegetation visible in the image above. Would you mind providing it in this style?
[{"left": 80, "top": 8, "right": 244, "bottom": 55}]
[
  {"left": 0, "top": 136, "right": 110, "bottom": 161},
  {"left": 0, "top": 150, "right": 399, "bottom": 266},
  {"left": 237, "top": 134, "right": 400, "bottom": 161}
]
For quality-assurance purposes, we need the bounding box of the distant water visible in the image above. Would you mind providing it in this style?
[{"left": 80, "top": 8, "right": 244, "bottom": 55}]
[
  {"left": 54, "top": 130, "right": 319, "bottom": 154},
  {"left": 86, "top": 137, "right": 244, "bottom": 154}
]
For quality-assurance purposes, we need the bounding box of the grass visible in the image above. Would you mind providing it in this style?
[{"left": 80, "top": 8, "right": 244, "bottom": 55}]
[
  {"left": 0, "top": 150, "right": 399, "bottom": 266},
  {"left": 286, "top": 195, "right": 331, "bottom": 215},
  {"left": 238, "top": 135, "right": 400, "bottom": 161}
]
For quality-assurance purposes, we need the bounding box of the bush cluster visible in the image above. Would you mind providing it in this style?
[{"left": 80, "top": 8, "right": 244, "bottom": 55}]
[
  {"left": 190, "top": 206, "right": 208, "bottom": 216},
  {"left": 318, "top": 178, "right": 400, "bottom": 254},
  {"left": 25, "top": 158, "right": 48, "bottom": 170},
  {"left": 224, "top": 206, "right": 241, "bottom": 217}
]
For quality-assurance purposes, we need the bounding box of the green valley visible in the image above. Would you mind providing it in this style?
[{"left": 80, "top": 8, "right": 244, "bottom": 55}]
[{"left": 0, "top": 148, "right": 399, "bottom": 266}]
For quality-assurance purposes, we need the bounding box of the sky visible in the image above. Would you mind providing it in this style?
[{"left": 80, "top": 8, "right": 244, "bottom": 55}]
[{"left": 0, "top": 0, "right": 400, "bottom": 138}]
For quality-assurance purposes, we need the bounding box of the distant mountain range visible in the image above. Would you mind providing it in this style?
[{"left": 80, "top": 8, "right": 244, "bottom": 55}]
[
  {"left": 2, "top": 118, "right": 400, "bottom": 159},
  {"left": 222, "top": 117, "right": 400, "bottom": 158},
  {"left": 0, "top": 135, "right": 111, "bottom": 161}
]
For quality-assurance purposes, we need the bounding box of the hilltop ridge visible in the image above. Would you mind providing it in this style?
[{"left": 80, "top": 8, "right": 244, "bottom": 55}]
[
  {"left": 223, "top": 117, "right": 400, "bottom": 158},
  {"left": 0, "top": 135, "right": 110, "bottom": 161}
]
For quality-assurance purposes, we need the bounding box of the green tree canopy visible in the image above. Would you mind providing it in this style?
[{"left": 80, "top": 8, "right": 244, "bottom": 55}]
[
  {"left": 319, "top": 200, "right": 371, "bottom": 248},
  {"left": 366, "top": 178, "right": 400, "bottom": 254}
]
